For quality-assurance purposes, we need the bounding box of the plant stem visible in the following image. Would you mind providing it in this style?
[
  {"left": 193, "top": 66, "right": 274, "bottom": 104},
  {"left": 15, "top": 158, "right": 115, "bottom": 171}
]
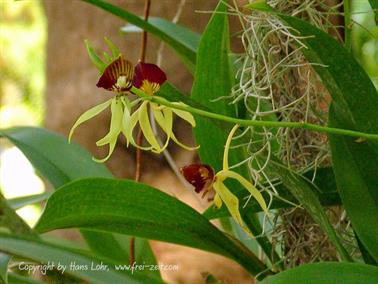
[
  {"left": 132, "top": 87, "right": 378, "bottom": 140},
  {"left": 130, "top": 0, "right": 151, "bottom": 266},
  {"left": 139, "top": 0, "right": 151, "bottom": 63},
  {"left": 343, "top": 0, "right": 352, "bottom": 52}
]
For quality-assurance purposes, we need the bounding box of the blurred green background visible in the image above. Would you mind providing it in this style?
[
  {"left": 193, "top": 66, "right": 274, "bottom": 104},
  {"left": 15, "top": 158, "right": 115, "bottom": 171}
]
[
  {"left": 352, "top": 1, "right": 378, "bottom": 88},
  {"left": 0, "top": 0, "right": 46, "bottom": 225}
]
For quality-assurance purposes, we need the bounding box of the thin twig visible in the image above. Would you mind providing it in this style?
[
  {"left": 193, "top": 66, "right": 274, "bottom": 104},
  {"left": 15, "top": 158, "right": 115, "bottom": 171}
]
[{"left": 130, "top": 0, "right": 151, "bottom": 266}]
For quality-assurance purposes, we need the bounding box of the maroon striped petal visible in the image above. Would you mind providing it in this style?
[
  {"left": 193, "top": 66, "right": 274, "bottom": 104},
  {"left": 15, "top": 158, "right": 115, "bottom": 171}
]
[
  {"left": 180, "top": 164, "right": 215, "bottom": 193},
  {"left": 133, "top": 62, "right": 167, "bottom": 90},
  {"left": 97, "top": 56, "right": 134, "bottom": 92}
]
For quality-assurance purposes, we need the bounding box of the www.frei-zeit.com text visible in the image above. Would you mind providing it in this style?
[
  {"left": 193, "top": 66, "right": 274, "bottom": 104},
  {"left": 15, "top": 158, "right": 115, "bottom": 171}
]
[{"left": 18, "top": 261, "right": 179, "bottom": 275}]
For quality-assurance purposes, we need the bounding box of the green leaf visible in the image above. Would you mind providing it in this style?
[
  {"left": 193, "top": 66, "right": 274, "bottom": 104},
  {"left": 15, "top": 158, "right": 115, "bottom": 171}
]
[
  {"left": 0, "top": 127, "right": 159, "bottom": 277},
  {"left": 121, "top": 17, "right": 200, "bottom": 53},
  {"left": 259, "top": 262, "right": 378, "bottom": 284},
  {"left": 189, "top": 0, "right": 276, "bottom": 260},
  {"left": 368, "top": 0, "right": 378, "bottom": 25},
  {"left": 0, "top": 193, "right": 34, "bottom": 236},
  {"left": 8, "top": 192, "right": 52, "bottom": 210},
  {"left": 8, "top": 273, "right": 44, "bottom": 284},
  {"left": 0, "top": 233, "right": 159, "bottom": 284},
  {"left": 0, "top": 253, "right": 10, "bottom": 284},
  {"left": 35, "top": 178, "right": 272, "bottom": 279},
  {"left": 329, "top": 106, "right": 378, "bottom": 262},
  {"left": 191, "top": 0, "right": 237, "bottom": 173},
  {"left": 82, "top": 0, "right": 197, "bottom": 72},
  {"left": 272, "top": 164, "right": 351, "bottom": 261},
  {"left": 245, "top": 1, "right": 274, "bottom": 12}
]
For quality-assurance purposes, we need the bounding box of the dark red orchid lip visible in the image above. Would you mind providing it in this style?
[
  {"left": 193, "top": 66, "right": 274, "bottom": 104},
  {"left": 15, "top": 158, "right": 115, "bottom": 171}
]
[
  {"left": 96, "top": 56, "right": 134, "bottom": 92},
  {"left": 133, "top": 62, "right": 167, "bottom": 89},
  {"left": 180, "top": 164, "right": 215, "bottom": 193}
]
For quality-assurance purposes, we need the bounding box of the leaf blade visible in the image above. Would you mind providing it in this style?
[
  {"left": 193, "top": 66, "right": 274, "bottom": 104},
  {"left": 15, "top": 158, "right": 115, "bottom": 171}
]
[
  {"left": 260, "top": 262, "right": 378, "bottom": 284},
  {"left": 35, "top": 178, "right": 271, "bottom": 279}
]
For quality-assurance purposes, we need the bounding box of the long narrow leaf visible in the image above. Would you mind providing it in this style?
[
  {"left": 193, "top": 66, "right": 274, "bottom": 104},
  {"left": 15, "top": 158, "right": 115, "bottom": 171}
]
[
  {"left": 260, "top": 262, "right": 378, "bottom": 284},
  {"left": 8, "top": 192, "right": 52, "bottom": 210},
  {"left": 121, "top": 17, "right": 200, "bottom": 53},
  {"left": 35, "top": 178, "right": 272, "bottom": 279},
  {"left": 329, "top": 106, "right": 378, "bottom": 262}
]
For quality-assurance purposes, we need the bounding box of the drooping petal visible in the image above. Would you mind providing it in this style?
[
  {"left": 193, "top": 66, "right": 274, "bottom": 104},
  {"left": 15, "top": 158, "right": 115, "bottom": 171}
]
[
  {"left": 69, "top": 99, "right": 112, "bottom": 142},
  {"left": 171, "top": 103, "right": 196, "bottom": 127},
  {"left": 152, "top": 106, "right": 172, "bottom": 151},
  {"left": 152, "top": 101, "right": 198, "bottom": 150},
  {"left": 133, "top": 62, "right": 167, "bottom": 90},
  {"left": 180, "top": 164, "right": 215, "bottom": 193},
  {"left": 122, "top": 102, "right": 153, "bottom": 151},
  {"left": 170, "top": 131, "right": 199, "bottom": 151},
  {"left": 93, "top": 137, "right": 117, "bottom": 163},
  {"left": 96, "top": 98, "right": 123, "bottom": 146},
  {"left": 97, "top": 56, "right": 134, "bottom": 92},
  {"left": 213, "top": 180, "right": 253, "bottom": 236},
  {"left": 219, "top": 170, "right": 268, "bottom": 214},
  {"left": 214, "top": 193, "right": 222, "bottom": 208},
  {"left": 93, "top": 98, "right": 124, "bottom": 163},
  {"left": 138, "top": 101, "right": 161, "bottom": 153},
  {"left": 121, "top": 100, "right": 132, "bottom": 147}
]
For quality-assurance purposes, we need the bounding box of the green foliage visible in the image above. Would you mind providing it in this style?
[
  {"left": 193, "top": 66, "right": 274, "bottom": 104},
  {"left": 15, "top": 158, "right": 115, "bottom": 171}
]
[
  {"left": 259, "top": 262, "right": 378, "bottom": 284},
  {"left": 329, "top": 107, "right": 378, "bottom": 262},
  {"left": 0, "top": 0, "right": 46, "bottom": 126},
  {"left": 35, "top": 178, "right": 270, "bottom": 278}
]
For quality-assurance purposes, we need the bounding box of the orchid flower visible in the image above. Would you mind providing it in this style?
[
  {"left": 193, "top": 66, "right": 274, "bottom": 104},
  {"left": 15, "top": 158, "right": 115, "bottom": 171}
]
[
  {"left": 124, "top": 62, "right": 198, "bottom": 153},
  {"left": 69, "top": 53, "right": 135, "bottom": 162},
  {"left": 69, "top": 39, "right": 197, "bottom": 162},
  {"left": 181, "top": 124, "right": 269, "bottom": 236}
]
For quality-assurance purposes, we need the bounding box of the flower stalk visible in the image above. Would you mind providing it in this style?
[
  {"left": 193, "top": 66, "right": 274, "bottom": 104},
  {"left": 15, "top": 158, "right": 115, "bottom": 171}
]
[{"left": 135, "top": 90, "right": 378, "bottom": 141}]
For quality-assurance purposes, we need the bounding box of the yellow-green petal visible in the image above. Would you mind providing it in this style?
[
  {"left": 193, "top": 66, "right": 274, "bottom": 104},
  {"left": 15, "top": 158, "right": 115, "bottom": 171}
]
[
  {"left": 223, "top": 124, "right": 239, "bottom": 170},
  {"left": 96, "top": 98, "right": 123, "bottom": 146},
  {"left": 152, "top": 107, "right": 172, "bottom": 151},
  {"left": 170, "top": 131, "right": 199, "bottom": 151},
  {"left": 213, "top": 181, "right": 253, "bottom": 236},
  {"left": 171, "top": 104, "right": 196, "bottom": 127},
  {"left": 93, "top": 98, "right": 123, "bottom": 163},
  {"left": 68, "top": 99, "right": 112, "bottom": 142},
  {"left": 123, "top": 106, "right": 138, "bottom": 146},
  {"left": 220, "top": 170, "right": 268, "bottom": 214},
  {"left": 139, "top": 101, "right": 161, "bottom": 153},
  {"left": 214, "top": 193, "right": 223, "bottom": 208},
  {"left": 123, "top": 106, "right": 152, "bottom": 151},
  {"left": 93, "top": 138, "right": 117, "bottom": 163}
]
